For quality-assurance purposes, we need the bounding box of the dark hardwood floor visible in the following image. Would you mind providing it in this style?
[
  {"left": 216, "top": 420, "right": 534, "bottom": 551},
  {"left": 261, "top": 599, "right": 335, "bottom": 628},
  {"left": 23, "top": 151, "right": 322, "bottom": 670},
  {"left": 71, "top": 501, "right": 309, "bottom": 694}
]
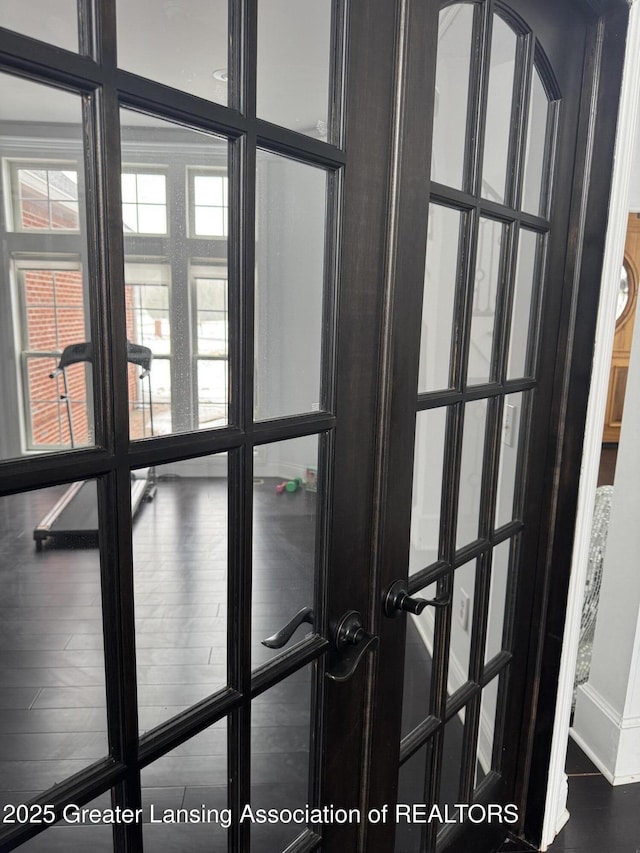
[
  {"left": 0, "top": 476, "right": 314, "bottom": 852},
  {"left": 498, "top": 739, "right": 640, "bottom": 853},
  {"left": 547, "top": 738, "right": 640, "bottom": 853}
]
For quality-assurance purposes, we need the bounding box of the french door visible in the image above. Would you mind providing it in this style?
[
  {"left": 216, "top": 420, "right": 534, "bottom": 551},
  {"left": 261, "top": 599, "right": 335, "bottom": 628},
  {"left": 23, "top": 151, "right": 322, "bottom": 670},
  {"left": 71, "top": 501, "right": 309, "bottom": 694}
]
[{"left": 0, "top": 1, "right": 626, "bottom": 853}]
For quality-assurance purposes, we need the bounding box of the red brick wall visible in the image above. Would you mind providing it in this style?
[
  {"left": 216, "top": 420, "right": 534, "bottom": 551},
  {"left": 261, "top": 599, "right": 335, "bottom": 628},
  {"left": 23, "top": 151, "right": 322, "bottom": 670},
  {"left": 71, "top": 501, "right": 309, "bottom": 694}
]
[{"left": 24, "top": 269, "right": 89, "bottom": 448}]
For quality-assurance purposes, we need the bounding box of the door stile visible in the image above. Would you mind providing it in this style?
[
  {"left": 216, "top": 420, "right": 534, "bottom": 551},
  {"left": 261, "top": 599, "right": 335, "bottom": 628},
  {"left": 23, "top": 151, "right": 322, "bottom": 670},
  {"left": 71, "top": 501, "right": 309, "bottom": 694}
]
[
  {"left": 320, "top": 0, "right": 411, "bottom": 848},
  {"left": 91, "top": 1, "right": 144, "bottom": 847},
  {"left": 359, "top": 0, "right": 440, "bottom": 849}
]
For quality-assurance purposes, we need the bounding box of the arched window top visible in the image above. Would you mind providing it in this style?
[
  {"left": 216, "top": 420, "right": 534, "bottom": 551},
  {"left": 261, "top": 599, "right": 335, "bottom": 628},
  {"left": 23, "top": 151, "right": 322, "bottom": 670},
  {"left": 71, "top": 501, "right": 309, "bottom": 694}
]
[{"left": 432, "top": 0, "right": 560, "bottom": 217}]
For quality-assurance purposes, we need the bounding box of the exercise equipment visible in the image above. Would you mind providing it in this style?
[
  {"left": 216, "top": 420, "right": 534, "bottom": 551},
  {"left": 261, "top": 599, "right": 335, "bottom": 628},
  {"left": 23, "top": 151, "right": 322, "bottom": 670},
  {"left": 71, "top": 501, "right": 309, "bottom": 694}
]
[{"left": 33, "top": 341, "right": 156, "bottom": 550}]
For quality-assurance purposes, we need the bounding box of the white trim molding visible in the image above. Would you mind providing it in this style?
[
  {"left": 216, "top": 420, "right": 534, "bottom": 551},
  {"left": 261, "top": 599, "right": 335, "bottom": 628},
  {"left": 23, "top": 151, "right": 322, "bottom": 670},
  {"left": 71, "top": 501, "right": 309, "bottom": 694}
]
[{"left": 541, "top": 2, "right": 640, "bottom": 849}]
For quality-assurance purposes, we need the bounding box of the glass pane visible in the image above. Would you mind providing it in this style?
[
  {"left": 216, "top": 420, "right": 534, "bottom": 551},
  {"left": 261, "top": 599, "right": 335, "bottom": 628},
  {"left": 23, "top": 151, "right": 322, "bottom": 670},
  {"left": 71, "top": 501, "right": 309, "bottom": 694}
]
[
  {"left": 133, "top": 457, "right": 227, "bottom": 730},
  {"left": 254, "top": 151, "right": 328, "bottom": 421},
  {"left": 485, "top": 540, "right": 511, "bottom": 663},
  {"left": 121, "top": 173, "right": 167, "bottom": 235},
  {"left": 481, "top": 15, "right": 518, "bottom": 203},
  {"left": 468, "top": 219, "right": 504, "bottom": 386},
  {"left": 0, "top": 75, "right": 94, "bottom": 462},
  {"left": 522, "top": 69, "right": 551, "bottom": 216},
  {"left": 197, "top": 360, "right": 228, "bottom": 429},
  {"left": 456, "top": 400, "right": 487, "bottom": 551},
  {"left": 410, "top": 408, "right": 447, "bottom": 575},
  {"left": 431, "top": 4, "right": 475, "bottom": 189},
  {"left": 16, "top": 168, "right": 79, "bottom": 231},
  {"left": 142, "top": 722, "right": 227, "bottom": 852},
  {"left": 395, "top": 747, "right": 428, "bottom": 853},
  {"left": 438, "top": 715, "right": 465, "bottom": 819},
  {"left": 0, "top": 0, "right": 78, "bottom": 52},
  {"left": 253, "top": 437, "right": 319, "bottom": 667},
  {"left": 116, "top": 0, "right": 228, "bottom": 105},
  {"left": 419, "top": 205, "right": 461, "bottom": 393},
  {"left": 120, "top": 110, "right": 230, "bottom": 439},
  {"left": 495, "top": 392, "right": 526, "bottom": 529},
  {"left": 507, "top": 229, "right": 539, "bottom": 379},
  {"left": 0, "top": 485, "right": 107, "bottom": 811},
  {"left": 402, "top": 582, "right": 437, "bottom": 738},
  {"left": 257, "top": 0, "right": 332, "bottom": 138},
  {"left": 18, "top": 793, "right": 114, "bottom": 852},
  {"left": 475, "top": 675, "right": 500, "bottom": 788},
  {"left": 251, "top": 666, "right": 313, "bottom": 852},
  {"left": 448, "top": 561, "right": 476, "bottom": 694}
]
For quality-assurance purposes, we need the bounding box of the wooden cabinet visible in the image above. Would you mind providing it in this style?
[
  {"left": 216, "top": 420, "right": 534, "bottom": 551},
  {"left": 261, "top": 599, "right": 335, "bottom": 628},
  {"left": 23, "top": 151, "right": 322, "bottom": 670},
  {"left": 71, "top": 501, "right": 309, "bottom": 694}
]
[{"left": 602, "top": 214, "right": 639, "bottom": 444}]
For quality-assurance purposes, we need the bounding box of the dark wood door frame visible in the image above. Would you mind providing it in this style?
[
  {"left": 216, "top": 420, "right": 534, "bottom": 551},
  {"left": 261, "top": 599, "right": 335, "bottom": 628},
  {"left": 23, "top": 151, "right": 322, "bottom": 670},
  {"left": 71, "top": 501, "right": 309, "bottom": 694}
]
[{"left": 522, "top": 1, "right": 629, "bottom": 844}]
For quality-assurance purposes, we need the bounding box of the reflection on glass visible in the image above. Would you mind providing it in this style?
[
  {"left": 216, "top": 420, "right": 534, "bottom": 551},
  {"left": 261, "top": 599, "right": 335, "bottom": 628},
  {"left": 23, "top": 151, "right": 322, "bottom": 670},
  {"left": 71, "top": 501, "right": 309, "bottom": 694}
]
[
  {"left": 120, "top": 110, "right": 230, "bottom": 439},
  {"left": 456, "top": 401, "right": 487, "bottom": 550},
  {"left": 0, "top": 75, "right": 94, "bottom": 461},
  {"left": 475, "top": 676, "right": 500, "bottom": 789},
  {"left": 251, "top": 667, "right": 313, "bottom": 852},
  {"left": 402, "top": 582, "right": 437, "bottom": 738},
  {"left": 410, "top": 409, "right": 447, "bottom": 575},
  {"left": 496, "top": 393, "right": 525, "bottom": 528},
  {"left": 395, "top": 747, "right": 428, "bottom": 853},
  {"left": 254, "top": 151, "right": 328, "bottom": 421},
  {"left": 448, "top": 562, "right": 475, "bottom": 694},
  {"left": 482, "top": 15, "right": 517, "bottom": 203},
  {"left": 617, "top": 265, "right": 630, "bottom": 321},
  {"left": 0, "top": 486, "right": 108, "bottom": 813},
  {"left": 142, "top": 722, "right": 227, "bottom": 852},
  {"left": 133, "top": 456, "right": 227, "bottom": 730},
  {"left": 431, "top": 4, "right": 475, "bottom": 189},
  {"left": 19, "top": 793, "right": 113, "bottom": 852},
  {"left": 522, "top": 69, "right": 551, "bottom": 216},
  {"left": 438, "top": 716, "right": 465, "bottom": 820},
  {"left": 468, "top": 219, "right": 504, "bottom": 386},
  {"left": 257, "top": 0, "right": 333, "bottom": 137},
  {"left": 419, "top": 205, "right": 461, "bottom": 392},
  {"left": 485, "top": 540, "right": 511, "bottom": 663},
  {"left": 253, "top": 436, "right": 319, "bottom": 667},
  {"left": 0, "top": 0, "right": 78, "bottom": 51},
  {"left": 116, "top": 0, "right": 228, "bottom": 105},
  {"left": 507, "top": 229, "right": 539, "bottom": 379}
]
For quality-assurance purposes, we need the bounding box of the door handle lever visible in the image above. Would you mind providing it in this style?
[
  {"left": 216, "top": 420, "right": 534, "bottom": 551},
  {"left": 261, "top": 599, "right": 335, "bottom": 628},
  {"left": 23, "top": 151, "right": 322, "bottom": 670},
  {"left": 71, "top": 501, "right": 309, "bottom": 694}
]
[
  {"left": 261, "top": 606, "right": 314, "bottom": 649},
  {"left": 326, "top": 611, "right": 379, "bottom": 682},
  {"left": 384, "top": 579, "right": 450, "bottom": 618}
]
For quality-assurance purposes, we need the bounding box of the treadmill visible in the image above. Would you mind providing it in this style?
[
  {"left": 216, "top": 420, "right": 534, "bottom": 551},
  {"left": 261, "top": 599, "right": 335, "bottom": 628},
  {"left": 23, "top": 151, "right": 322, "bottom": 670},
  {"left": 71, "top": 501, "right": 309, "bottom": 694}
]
[{"left": 34, "top": 341, "right": 157, "bottom": 550}]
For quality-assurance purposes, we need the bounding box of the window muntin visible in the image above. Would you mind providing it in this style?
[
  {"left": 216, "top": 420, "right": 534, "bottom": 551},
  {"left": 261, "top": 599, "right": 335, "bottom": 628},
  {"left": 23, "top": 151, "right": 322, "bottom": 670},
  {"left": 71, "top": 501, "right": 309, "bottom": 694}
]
[
  {"left": 121, "top": 170, "right": 168, "bottom": 235},
  {"left": 125, "top": 262, "right": 171, "bottom": 439},
  {"left": 10, "top": 162, "right": 80, "bottom": 232},
  {"left": 193, "top": 269, "right": 229, "bottom": 428},
  {"left": 16, "top": 261, "right": 91, "bottom": 450},
  {"left": 190, "top": 170, "right": 229, "bottom": 237}
]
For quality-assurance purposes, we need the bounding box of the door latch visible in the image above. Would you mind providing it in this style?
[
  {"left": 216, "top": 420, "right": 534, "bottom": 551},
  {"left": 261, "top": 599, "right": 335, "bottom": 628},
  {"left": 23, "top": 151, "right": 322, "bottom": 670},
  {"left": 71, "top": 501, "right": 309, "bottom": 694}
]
[
  {"left": 326, "top": 610, "right": 378, "bottom": 682},
  {"left": 261, "top": 606, "right": 314, "bottom": 649},
  {"left": 384, "top": 579, "right": 450, "bottom": 618}
]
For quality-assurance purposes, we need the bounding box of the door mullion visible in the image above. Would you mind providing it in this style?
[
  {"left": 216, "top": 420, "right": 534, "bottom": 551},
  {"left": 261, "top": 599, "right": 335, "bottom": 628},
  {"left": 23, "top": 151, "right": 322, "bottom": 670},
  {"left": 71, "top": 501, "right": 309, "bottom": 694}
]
[
  {"left": 228, "top": 445, "right": 253, "bottom": 852},
  {"left": 464, "top": 0, "right": 494, "bottom": 197},
  {"left": 92, "top": 1, "right": 142, "bottom": 849},
  {"left": 228, "top": 1, "right": 257, "bottom": 849}
]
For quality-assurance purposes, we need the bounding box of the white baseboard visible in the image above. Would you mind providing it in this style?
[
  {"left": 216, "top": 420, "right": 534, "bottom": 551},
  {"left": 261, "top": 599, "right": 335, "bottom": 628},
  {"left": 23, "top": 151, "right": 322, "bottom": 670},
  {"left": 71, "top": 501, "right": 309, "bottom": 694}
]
[{"left": 572, "top": 682, "right": 640, "bottom": 784}]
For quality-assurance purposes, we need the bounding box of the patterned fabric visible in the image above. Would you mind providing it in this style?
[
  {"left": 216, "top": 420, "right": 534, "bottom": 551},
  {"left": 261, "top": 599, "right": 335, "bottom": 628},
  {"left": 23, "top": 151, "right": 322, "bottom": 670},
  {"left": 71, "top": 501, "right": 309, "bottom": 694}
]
[{"left": 573, "top": 485, "right": 613, "bottom": 709}]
